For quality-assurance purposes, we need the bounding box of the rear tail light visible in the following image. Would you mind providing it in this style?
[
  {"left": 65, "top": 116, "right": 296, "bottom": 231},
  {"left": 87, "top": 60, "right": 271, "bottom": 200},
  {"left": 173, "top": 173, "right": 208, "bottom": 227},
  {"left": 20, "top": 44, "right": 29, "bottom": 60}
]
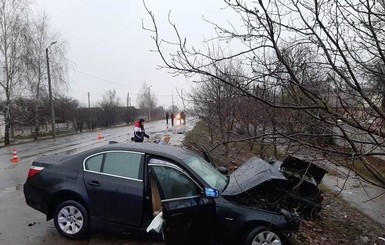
[{"left": 27, "top": 166, "right": 44, "bottom": 178}]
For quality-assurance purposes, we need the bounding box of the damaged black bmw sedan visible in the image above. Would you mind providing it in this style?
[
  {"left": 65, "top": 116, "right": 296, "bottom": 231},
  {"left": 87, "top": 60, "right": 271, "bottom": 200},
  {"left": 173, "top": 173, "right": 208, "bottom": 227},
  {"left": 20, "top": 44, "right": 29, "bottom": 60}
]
[{"left": 23, "top": 142, "right": 300, "bottom": 245}]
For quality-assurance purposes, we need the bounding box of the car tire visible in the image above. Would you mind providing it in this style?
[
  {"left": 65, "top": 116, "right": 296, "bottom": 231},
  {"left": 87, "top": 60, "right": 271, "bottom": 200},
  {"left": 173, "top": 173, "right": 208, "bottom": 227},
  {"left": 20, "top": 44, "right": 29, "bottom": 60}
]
[
  {"left": 243, "top": 226, "right": 287, "bottom": 245},
  {"left": 54, "top": 200, "right": 90, "bottom": 239}
]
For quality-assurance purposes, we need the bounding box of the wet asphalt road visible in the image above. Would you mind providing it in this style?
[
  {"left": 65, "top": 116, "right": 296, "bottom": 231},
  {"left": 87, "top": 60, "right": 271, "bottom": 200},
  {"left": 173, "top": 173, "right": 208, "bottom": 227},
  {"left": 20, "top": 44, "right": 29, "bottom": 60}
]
[{"left": 0, "top": 119, "right": 193, "bottom": 245}]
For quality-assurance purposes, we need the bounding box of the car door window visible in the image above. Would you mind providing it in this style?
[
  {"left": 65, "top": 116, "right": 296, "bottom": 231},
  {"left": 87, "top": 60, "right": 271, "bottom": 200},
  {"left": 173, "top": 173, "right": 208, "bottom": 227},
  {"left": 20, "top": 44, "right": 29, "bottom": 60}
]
[
  {"left": 103, "top": 152, "right": 142, "bottom": 179},
  {"left": 85, "top": 154, "right": 104, "bottom": 172},
  {"left": 85, "top": 151, "right": 143, "bottom": 180},
  {"left": 150, "top": 164, "right": 200, "bottom": 200}
]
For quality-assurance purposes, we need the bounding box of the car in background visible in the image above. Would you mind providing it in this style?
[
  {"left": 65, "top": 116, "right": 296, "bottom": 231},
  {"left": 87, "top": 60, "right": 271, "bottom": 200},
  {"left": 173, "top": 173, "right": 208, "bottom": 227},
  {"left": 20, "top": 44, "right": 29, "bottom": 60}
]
[{"left": 23, "top": 142, "right": 300, "bottom": 245}]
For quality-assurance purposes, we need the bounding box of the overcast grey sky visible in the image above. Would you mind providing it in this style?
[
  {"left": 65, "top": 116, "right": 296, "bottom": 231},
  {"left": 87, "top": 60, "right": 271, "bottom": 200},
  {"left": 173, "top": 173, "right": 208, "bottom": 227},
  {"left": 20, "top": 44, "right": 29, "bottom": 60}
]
[{"left": 33, "top": 0, "right": 232, "bottom": 109}]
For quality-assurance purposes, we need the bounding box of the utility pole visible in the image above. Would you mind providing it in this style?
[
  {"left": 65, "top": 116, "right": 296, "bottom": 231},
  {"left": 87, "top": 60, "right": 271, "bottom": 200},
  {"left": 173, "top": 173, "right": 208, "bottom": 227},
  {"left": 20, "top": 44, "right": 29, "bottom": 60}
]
[
  {"left": 148, "top": 86, "right": 152, "bottom": 120},
  {"left": 88, "top": 92, "right": 91, "bottom": 108},
  {"left": 126, "top": 92, "right": 130, "bottom": 124},
  {"left": 172, "top": 91, "right": 174, "bottom": 112},
  {"left": 46, "top": 41, "right": 57, "bottom": 137}
]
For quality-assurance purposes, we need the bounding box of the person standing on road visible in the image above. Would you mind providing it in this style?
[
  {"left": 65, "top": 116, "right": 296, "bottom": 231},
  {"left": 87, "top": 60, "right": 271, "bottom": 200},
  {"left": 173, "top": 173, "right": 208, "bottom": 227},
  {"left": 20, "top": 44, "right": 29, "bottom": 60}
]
[
  {"left": 180, "top": 111, "right": 186, "bottom": 124},
  {"left": 132, "top": 118, "right": 149, "bottom": 142},
  {"left": 166, "top": 112, "right": 169, "bottom": 125},
  {"left": 171, "top": 112, "right": 174, "bottom": 126}
]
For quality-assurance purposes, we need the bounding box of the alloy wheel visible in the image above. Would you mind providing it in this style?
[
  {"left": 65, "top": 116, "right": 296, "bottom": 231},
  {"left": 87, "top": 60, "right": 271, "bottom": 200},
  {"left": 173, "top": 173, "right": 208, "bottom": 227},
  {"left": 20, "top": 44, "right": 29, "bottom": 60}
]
[
  {"left": 57, "top": 205, "right": 84, "bottom": 235},
  {"left": 251, "top": 230, "right": 282, "bottom": 245}
]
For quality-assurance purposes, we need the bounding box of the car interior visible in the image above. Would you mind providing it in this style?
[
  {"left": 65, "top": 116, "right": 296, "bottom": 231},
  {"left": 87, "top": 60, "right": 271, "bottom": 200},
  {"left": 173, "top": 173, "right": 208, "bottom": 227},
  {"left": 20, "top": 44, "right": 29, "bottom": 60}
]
[{"left": 150, "top": 174, "right": 162, "bottom": 217}]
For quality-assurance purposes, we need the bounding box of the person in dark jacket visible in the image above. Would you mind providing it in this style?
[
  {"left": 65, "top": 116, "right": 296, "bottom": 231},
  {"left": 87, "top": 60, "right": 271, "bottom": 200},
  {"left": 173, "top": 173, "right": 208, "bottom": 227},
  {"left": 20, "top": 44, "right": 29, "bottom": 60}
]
[
  {"left": 133, "top": 119, "right": 149, "bottom": 142},
  {"left": 171, "top": 112, "right": 174, "bottom": 126}
]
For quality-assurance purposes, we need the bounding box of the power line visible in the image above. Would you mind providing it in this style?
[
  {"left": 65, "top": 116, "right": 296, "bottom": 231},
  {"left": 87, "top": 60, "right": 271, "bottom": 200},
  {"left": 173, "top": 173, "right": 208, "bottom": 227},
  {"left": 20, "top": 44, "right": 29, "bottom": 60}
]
[
  {"left": 73, "top": 69, "right": 137, "bottom": 88},
  {"left": 71, "top": 69, "right": 180, "bottom": 98}
]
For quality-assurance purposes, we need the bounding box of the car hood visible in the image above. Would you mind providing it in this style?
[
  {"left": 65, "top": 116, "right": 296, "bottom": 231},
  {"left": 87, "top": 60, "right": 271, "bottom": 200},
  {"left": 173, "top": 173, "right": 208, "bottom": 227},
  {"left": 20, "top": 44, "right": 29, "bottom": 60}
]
[
  {"left": 222, "top": 157, "right": 287, "bottom": 196},
  {"left": 281, "top": 156, "right": 328, "bottom": 185}
]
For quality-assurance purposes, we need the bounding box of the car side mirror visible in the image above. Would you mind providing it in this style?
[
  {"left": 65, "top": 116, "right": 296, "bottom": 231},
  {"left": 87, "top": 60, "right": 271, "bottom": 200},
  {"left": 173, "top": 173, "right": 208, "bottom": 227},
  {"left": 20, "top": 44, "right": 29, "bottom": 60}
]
[{"left": 204, "top": 187, "right": 219, "bottom": 198}]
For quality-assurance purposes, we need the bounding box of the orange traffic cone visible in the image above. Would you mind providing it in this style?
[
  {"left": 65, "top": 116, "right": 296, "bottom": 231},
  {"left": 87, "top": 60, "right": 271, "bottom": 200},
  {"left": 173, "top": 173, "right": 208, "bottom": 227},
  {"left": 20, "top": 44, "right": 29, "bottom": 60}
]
[
  {"left": 11, "top": 148, "right": 19, "bottom": 164},
  {"left": 98, "top": 132, "right": 103, "bottom": 140}
]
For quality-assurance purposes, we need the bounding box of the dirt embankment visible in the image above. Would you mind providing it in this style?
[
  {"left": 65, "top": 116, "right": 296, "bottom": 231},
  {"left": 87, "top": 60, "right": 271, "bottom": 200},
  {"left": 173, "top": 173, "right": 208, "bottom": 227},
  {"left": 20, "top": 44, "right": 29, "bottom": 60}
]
[{"left": 294, "top": 190, "right": 385, "bottom": 245}]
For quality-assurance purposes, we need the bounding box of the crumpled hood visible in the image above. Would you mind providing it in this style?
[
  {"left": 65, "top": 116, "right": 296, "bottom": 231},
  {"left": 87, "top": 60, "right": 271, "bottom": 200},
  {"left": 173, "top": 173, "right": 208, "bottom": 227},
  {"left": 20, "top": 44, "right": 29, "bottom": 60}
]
[{"left": 222, "top": 157, "right": 287, "bottom": 196}]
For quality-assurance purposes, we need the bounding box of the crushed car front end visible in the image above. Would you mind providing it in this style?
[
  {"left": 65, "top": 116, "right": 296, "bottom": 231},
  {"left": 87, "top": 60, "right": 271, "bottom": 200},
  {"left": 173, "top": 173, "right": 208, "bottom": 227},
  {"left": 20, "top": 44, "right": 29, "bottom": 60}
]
[{"left": 222, "top": 156, "right": 327, "bottom": 220}]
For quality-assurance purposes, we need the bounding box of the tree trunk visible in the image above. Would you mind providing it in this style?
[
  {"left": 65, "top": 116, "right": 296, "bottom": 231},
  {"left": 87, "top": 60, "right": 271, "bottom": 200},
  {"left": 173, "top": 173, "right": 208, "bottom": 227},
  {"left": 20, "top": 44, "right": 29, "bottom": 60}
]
[
  {"left": 4, "top": 100, "right": 11, "bottom": 146},
  {"left": 33, "top": 104, "right": 39, "bottom": 140}
]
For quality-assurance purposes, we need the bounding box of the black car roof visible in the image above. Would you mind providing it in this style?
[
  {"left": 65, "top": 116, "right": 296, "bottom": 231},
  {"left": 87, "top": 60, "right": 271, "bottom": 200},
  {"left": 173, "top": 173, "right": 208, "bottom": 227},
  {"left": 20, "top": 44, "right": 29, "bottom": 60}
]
[
  {"left": 33, "top": 142, "right": 209, "bottom": 187},
  {"left": 77, "top": 142, "right": 194, "bottom": 162}
]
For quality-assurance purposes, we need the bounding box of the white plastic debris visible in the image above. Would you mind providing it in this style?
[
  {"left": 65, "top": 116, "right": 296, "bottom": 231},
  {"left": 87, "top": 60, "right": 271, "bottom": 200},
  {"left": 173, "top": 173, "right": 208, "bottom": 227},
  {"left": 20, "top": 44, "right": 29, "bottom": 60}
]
[{"left": 146, "top": 211, "right": 163, "bottom": 233}]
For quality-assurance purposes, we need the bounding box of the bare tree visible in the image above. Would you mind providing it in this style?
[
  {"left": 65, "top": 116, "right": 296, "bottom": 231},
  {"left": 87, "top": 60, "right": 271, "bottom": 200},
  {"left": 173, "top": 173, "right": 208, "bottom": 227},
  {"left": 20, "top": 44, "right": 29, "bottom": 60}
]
[
  {"left": 0, "top": 1, "right": 68, "bottom": 143},
  {"left": 99, "top": 89, "right": 121, "bottom": 127},
  {"left": 0, "top": 0, "right": 30, "bottom": 145},
  {"left": 23, "top": 12, "right": 68, "bottom": 139},
  {"left": 11, "top": 97, "right": 38, "bottom": 131},
  {"left": 189, "top": 58, "right": 245, "bottom": 155},
  {"left": 144, "top": 0, "right": 385, "bottom": 187},
  {"left": 55, "top": 95, "right": 79, "bottom": 124},
  {"left": 136, "top": 82, "right": 157, "bottom": 120}
]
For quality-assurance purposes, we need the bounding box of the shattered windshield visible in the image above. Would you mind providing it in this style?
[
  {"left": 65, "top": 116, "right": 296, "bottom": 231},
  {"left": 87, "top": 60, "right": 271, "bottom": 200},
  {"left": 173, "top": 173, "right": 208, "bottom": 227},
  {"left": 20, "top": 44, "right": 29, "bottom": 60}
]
[{"left": 183, "top": 154, "right": 228, "bottom": 191}]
